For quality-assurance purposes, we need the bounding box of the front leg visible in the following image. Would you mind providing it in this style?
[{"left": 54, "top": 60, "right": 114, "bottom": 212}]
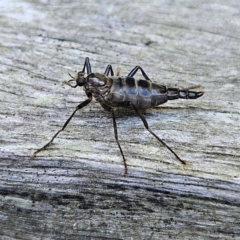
[
  {"left": 30, "top": 94, "right": 92, "bottom": 160},
  {"left": 81, "top": 57, "right": 92, "bottom": 75}
]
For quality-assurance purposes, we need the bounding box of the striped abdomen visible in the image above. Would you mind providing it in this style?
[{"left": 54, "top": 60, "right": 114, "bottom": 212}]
[{"left": 107, "top": 77, "right": 203, "bottom": 109}]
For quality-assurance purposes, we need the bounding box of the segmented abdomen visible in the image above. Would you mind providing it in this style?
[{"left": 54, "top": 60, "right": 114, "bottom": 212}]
[
  {"left": 107, "top": 77, "right": 168, "bottom": 109},
  {"left": 107, "top": 77, "right": 203, "bottom": 109}
]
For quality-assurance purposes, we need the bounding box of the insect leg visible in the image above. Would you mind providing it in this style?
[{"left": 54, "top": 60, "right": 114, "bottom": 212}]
[
  {"left": 130, "top": 103, "right": 186, "bottom": 166},
  {"left": 104, "top": 65, "right": 114, "bottom": 76},
  {"left": 111, "top": 108, "right": 128, "bottom": 175},
  {"left": 79, "top": 57, "right": 92, "bottom": 75},
  {"left": 30, "top": 94, "right": 92, "bottom": 160},
  {"left": 128, "top": 66, "right": 151, "bottom": 81},
  {"left": 100, "top": 103, "right": 128, "bottom": 174}
]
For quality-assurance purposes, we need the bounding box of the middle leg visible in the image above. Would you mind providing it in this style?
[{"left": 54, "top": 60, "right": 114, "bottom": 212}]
[
  {"left": 100, "top": 103, "right": 128, "bottom": 174},
  {"left": 111, "top": 107, "right": 128, "bottom": 175},
  {"left": 30, "top": 94, "right": 92, "bottom": 160},
  {"left": 128, "top": 66, "right": 151, "bottom": 81},
  {"left": 104, "top": 64, "right": 114, "bottom": 76}
]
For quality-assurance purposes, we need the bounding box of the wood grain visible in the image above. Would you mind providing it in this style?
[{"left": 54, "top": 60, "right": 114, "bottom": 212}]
[{"left": 0, "top": 0, "right": 239, "bottom": 239}]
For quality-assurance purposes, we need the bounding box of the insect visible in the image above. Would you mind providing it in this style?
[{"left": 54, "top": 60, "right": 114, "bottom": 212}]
[{"left": 31, "top": 57, "right": 204, "bottom": 175}]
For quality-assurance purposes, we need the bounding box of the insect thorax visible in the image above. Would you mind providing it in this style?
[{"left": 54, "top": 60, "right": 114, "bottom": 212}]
[{"left": 86, "top": 73, "right": 112, "bottom": 103}]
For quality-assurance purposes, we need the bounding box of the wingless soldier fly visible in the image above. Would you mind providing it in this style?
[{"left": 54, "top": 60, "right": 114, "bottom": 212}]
[{"left": 31, "top": 57, "right": 204, "bottom": 174}]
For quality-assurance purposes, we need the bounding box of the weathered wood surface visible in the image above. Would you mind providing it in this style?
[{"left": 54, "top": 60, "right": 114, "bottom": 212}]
[{"left": 0, "top": 0, "right": 240, "bottom": 239}]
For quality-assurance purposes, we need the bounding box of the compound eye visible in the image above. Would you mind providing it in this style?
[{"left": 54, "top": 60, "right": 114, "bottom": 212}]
[
  {"left": 76, "top": 72, "right": 85, "bottom": 86},
  {"left": 77, "top": 78, "right": 85, "bottom": 86}
]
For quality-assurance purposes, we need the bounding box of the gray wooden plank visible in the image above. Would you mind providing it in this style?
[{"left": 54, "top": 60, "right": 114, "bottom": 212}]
[{"left": 0, "top": 0, "right": 239, "bottom": 239}]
